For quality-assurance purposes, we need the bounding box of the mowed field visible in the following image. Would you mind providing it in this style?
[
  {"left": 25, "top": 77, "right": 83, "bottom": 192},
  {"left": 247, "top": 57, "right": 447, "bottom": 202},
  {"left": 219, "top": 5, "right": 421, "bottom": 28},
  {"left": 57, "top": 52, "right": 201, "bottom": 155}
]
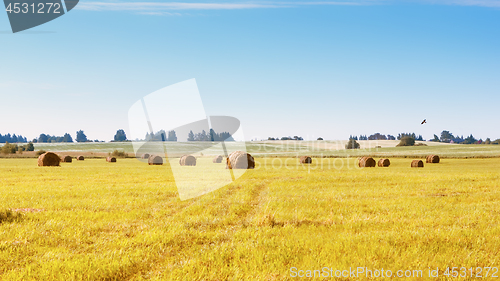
[
  {"left": 3, "top": 140, "right": 500, "bottom": 159},
  {"left": 1, "top": 156, "right": 500, "bottom": 280}
]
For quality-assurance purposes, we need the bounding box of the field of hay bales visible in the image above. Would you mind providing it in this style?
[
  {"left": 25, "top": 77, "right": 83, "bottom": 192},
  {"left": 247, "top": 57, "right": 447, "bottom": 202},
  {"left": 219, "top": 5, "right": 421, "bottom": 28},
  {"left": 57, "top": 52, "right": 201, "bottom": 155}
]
[
  {"left": 3, "top": 140, "right": 500, "bottom": 159},
  {"left": 1, "top": 157, "right": 500, "bottom": 279}
]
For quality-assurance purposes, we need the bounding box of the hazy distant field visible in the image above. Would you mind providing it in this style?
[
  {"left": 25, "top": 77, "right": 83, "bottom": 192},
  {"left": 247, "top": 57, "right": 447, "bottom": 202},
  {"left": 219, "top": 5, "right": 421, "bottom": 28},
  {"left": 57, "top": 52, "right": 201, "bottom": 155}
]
[
  {"left": 1, "top": 157, "right": 500, "bottom": 279},
  {"left": 3, "top": 140, "right": 499, "bottom": 159}
]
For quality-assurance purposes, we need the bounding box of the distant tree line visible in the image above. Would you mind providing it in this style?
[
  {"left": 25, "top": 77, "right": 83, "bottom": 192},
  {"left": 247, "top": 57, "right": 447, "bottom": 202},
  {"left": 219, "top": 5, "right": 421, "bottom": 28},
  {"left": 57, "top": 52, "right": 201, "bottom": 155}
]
[
  {"left": 188, "top": 129, "right": 234, "bottom": 141},
  {"left": 34, "top": 133, "right": 74, "bottom": 143},
  {"left": 0, "top": 134, "right": 29, "bottom": 143},
  {"left": 397, "top": 133, "right": 423, "bottom": 141},
  {"left": 350, "top": 134, "right": 396, "bottom": 141},
  {"left": 267, "top": 136, "right": 304, "bottom": 141},
  {"left": 143, "top": 129, "right": 234, "bottom": 142},
  {"left": 430, "top": 130, "right": 500, "bottom": 145},
  {"left": 350, "top": 130, "right": 500, "bottom": 146},
  {"left": 1, "top": 129, "right": 132, "bottom": 144},
  {"left": 145, "top": 130, "right": 177, "bottom": 141},
  {"left": 31, "top": 130, "right": 105, "bottom": 143}
]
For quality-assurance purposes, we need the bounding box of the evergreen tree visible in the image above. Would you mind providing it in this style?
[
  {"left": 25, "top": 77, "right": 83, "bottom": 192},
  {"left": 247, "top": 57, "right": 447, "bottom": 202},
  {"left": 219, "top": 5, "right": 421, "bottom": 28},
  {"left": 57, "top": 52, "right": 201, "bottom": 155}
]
[
  {"left": 167, "top": 130, "right": 177, "bottom": 141},
  {"left": 76, "top": 130, "right": 88, "bottom": 142},
  {"left": 462, "top": 134, "right": 477, "bottom": 144},
  {"left": 209, "top": 129, "right": 216, "bottom": 141},
  {"left": 345, "top": 138, "right": 360, "bottom": 149},
  {"left": 200, "top": 130, "right": 207, "bottom": 141},
  {"left": 63, "top": 133, "right": 73, "bottom": 143},
  {"left": 219, "top": 132, "right": 234, "bottom": 141},
  {"left": 38, "top": 134, "right": 48, "bottom": 143},
  {"left": 187, "top": 130, "right": 195, "bottom": 141}
]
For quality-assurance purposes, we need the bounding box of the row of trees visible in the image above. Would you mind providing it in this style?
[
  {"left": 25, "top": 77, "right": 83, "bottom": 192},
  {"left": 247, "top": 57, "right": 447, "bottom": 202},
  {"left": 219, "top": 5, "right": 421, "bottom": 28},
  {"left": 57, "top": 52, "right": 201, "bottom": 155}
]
[
  {"left": 2, "top": 128, "right": 238, "bottom": 143},
  {"left": 267, "top": 136, "right": 304, "bottom": 141},
  {"left": 34, "top": 131, "right": 91, "bottom": 143},
  {"left": 145, "top": 130, "right": 176, "bottom": 141},
  {"left": 430, "top": 130, "right": 500, "bottom": 144},
  {"left": 347, "top": 130, "right": 500, "bottom": 149},
  {"left": 351, "top": 134, "right": 397, "bottom": 141},
  {"left": 0, "top": 130, "right": 129, "bottom": 144},
  {"left": 397, "top": 133, "right": 424, "bottom": 141},
  {"left": 187, "top": 130, "right": 234, "bottom": 141},
  {"left": 349, "top": 131, "right": 500, "bottom": 144},
  {"left": 0, "top": 134, "right": 29, "bottom": 143},
  {"left": 143, "top": 129, "right": 234, "bottom": 142}
]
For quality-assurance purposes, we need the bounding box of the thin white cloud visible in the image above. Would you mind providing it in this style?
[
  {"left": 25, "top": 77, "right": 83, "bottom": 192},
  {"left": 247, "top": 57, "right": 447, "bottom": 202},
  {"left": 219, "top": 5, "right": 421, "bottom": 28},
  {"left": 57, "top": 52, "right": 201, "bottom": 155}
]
[
  {"left": 137, "top": 11, "right": 183, "bottom": 15},
  {"left": 76, "top": 1, "right": 372, "bottom": 12},
  {"left": 425, "top": 0, "right": 500, "bottom": 7},
  {"left": 77, "top": 2, "right": 280, "bottom": 11},
  {"left": 75, "top": 0, "right": 500, "bottom": 12}
]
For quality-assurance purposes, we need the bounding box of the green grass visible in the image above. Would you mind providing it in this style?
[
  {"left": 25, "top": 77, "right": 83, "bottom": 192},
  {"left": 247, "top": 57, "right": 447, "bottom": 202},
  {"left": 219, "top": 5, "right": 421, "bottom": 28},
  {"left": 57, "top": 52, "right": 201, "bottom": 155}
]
[{"left": 1, "top": 158, "right": 500, "bottom": 279}]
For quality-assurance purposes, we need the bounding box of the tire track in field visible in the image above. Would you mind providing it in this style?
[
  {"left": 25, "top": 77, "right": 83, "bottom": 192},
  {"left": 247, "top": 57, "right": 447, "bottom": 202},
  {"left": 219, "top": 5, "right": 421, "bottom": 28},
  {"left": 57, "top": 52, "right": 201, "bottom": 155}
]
[{"left": 133, "top": 177, "right": 271, "bottom": 280}]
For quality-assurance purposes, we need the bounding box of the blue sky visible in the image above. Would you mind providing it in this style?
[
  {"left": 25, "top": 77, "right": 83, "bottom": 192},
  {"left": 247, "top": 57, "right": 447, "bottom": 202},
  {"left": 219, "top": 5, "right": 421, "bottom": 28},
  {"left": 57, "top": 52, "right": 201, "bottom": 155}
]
[{"left": 1, "top": 0, "right": 499, "bottom": 141}]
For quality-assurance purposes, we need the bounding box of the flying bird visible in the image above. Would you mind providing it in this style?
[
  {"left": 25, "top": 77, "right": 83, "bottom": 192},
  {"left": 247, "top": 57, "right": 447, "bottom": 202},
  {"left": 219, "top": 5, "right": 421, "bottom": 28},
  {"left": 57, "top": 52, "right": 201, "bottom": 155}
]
[{"left": 421, "top": 119, "right": 427, "bottom": 125}]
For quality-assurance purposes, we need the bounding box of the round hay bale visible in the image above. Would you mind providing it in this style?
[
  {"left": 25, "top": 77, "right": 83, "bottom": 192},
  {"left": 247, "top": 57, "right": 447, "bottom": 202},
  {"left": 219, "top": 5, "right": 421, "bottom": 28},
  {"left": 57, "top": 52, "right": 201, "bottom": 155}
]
[
  {"left": 213, "top": 155, "right": 223, "bottom": 163},
  {"left": 106, "top": 157, "right": 117, "bottom": 163},
  {"left": 411, "top": 160, "right": 424, "bottom": 168},
  {"left": 378, "top": 158, "right": 390, "bottom": 167},
  {"left": 61, "top": 156, "right": 72, "bottom": 163},
  {"left": 141, "top": 153, "right": 150, "bottom": 159},
  {"left": 226, "top": 151, "right": 255, "bottom": 169},
  {"left": 77, "top": 156, "right": 84, "bottom": 161},
  {"left": 179, "top": 155, "right": 196, "bottom": 166},
  {"left": 148, "top": 155, "right": 163, "bottom": 165},
  {"left": 299, "top": 156, "right": 312, "bottom": 164},
  {"left": 426, "top": 155, "right": 440, "bottom": 163},
  {"left": 38, "top": 152, "right": 61, "bottom": 167},
  {"left": 358, "top": 156, "right": 376, "bottom": 167}
]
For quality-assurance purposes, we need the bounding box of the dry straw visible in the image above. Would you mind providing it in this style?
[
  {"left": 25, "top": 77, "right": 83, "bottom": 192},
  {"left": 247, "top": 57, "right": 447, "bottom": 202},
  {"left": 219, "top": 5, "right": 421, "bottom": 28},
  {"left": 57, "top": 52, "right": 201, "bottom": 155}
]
[
  {"left": 213, "top": 155, "right": 223, "bottom": 163},
  {"left": 226, "top": 151, "right": 255, "bottom": 169},
  {"left": 411, "top": 160, "right": 424, "bottom": 168},
  {"left": 148, "top": 155, "right": 163, "bottom": 165},
  {"left": 300, "top": 156, "right": 312, "bottom": 164},
  {"left": 106, "top": 157, "right": 117, "bottom": 163},
  {"left": 38, "top": 152, "right": 61, "bottom": 167},
  {"left": 141, "top": 153, "right": 150, "bottom": 159},
  {"left": 426, "top": 155, "right": 440, "bottom": 163},
  {"left": 179, "top": 155, "right": 197, "bottom": 166},
  {"left": 77, "top": 156, "right": 84, "bottom": 161},
  {"left": 358, "top": 156, "right": 376, "bottom": 167},
  {"left": 378, "top": 158, "right": 390, "bottom": 167},
  {"left": 61, "top": 156, "right": 72, "bottom": 163}
]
